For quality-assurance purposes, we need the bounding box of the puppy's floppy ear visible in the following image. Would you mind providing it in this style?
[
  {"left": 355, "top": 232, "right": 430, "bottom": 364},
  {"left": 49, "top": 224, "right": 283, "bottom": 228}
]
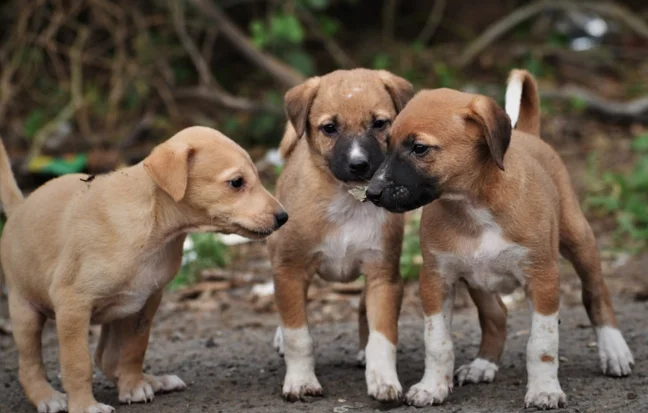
[
  {"left": 143, "top": 140, "right": 195, "bottom": 202},
  {"left": 378, "top": 70, "right": 414, "bottom": 112},
  {"left": 465, "top": 95, "right": 512, "bottom": 171},
  {"left": 284, "top": 76, "right": 321, "bottom": 138}
]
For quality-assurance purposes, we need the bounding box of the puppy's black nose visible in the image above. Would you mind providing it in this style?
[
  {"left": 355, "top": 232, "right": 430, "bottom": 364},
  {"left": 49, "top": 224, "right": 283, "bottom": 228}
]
[
  {"left": 349, "top": 158, "right": 370, "bottom": 175},
  {"left": 365, "top": 186, "right": 382, "bottom": 204},
  {"left": 274, "top": 211, "right": 289, "bottom": 229}
]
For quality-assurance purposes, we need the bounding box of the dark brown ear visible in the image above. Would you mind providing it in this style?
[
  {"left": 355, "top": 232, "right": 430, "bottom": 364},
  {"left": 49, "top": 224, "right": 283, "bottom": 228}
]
[
  {"left": 466, "top": 95, "right": 512, "bottom": 171},
  {"left": 143, "top": 140, "right": 194, "bottom": 201},
  {"left": 378, "top": 70, "right": 414, "bottom": 112},
  {"left": 284, "top": 76, "right": 321, "bottom": 138}
]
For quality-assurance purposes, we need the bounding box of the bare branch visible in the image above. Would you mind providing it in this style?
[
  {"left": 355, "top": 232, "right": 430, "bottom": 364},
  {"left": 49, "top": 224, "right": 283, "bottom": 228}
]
[
  {"left": 458, "top": 0, "right": 648, "bottom": 68},
  {"left": 416, "top": 0, "right": 446, "bottom": 45},
  {"left": 189, "top": 0, "right": 305, "bottom": 88},
  {"left": 542, "top": 86, "right": 648, "bottom": 122},
  {"left": 173, "top": 87, "right": 281, "bottom": 114}
]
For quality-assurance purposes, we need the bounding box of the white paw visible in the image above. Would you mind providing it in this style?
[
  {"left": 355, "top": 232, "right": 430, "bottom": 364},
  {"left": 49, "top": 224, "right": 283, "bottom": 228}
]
[
  {"left": 405, "top": 379, "right": 452, "bottom": 407},
  {"left": 366, "top": 365, "right": 402, "bottom": 402},
  {"left": 119, "top": 379, "right": 155, "bottom": 404},
  {"left": 356, "top": 349, "right": 366, "bottom": 366},
  {"left": 74, "top": 403, "right": 115, "bottom": 413},
  {"left": 454, "top": 358, "right": 498, "bottom": 385},
  {"left": 596, "top": 327, "right": 634, "bottom": 376},
  {"left": 525, "top": 381, "right": 566, "bottom": 409},
  {"left": 36, "top": 392, "right": 67, "bottom": 413},
  {"left": 273, "top": 326, "right": 284, "bottom": 356},
  {"left": 282, "top": 372, "right": 323, "bottom": 402},
  {"left": 154, "top": 374, "right": 187, "bottom": 392}
]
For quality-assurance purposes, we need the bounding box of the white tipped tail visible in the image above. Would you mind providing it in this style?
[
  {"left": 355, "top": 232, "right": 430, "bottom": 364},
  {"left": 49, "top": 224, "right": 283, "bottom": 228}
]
[{"left": 504, "top": 69, "right": 540, "bottom": 137}]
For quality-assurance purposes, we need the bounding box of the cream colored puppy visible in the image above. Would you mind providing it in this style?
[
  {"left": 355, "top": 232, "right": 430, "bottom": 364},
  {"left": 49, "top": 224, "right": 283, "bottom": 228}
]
[{"left": 0, "top": 126, "right": 288, "bottom": 413}]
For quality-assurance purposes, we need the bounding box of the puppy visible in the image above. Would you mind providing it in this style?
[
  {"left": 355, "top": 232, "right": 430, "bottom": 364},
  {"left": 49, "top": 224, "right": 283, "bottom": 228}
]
[
  {"left": 366, "top": 70, "right": 634, "bottom": 409},
  {"left": 267, "top": 69, "right": 414, "bottom": 402},
  {"left": 0, "top": 126, "right": 287, "bottom": 413}
]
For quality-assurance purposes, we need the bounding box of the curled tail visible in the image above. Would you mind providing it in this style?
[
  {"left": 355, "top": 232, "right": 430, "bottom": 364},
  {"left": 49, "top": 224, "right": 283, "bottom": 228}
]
[
  {"left": 505, "top": 69, "right": 541, "bottom": 137},
  {"left": 278, "top": 121, "right": 300, "bottom": 160},
  {"left": 0, "top": 138, "right": 23, "bottom": 217}
]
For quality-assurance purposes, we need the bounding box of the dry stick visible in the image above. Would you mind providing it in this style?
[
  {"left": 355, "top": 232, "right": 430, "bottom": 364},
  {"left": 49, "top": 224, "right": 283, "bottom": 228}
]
[
  {"left": 22, "top": 28, "right": 89, "bottom": 171},
  {"left": 458, "top": 0, "right": 648, "bottom": 68},
  {"left": 170, "top": 0, "right": 278, "bottom": 114},
  {"left": 189, "top": 0, "right": 304, "bottom": 88},
  {"left": 416, "top": 0, "right": 447, "bottom": 45},
  {"left": 296, "top": 6, "right": 356, "bottom": 69},
  {"left": 382, "top": 0, "right": 399, "bottom": 44},
  {"left": 542, "top": 86, "right": 648, "bottom": 120}
]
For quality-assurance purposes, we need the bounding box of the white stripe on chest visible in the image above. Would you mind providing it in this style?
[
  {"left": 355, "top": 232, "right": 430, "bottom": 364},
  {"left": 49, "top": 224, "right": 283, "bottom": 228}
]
[
  {"left": 433, "top": 206, "right": 528, "bottom": 293},
  {"left": 315, "top": 190, "right": 387, "bottom": 282}
]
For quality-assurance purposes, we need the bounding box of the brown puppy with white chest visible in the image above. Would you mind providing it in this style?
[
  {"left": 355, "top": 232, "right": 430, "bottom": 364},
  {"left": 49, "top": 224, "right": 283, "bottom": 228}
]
[
  {"left": 366, "top": 70, "right": 634, "bottom": 409},
  {"left": 267, "top": 69, "right": 413, "bottom": 402},
  {"left": 0, "top": 126, "right": 287, "bottom": 413}
]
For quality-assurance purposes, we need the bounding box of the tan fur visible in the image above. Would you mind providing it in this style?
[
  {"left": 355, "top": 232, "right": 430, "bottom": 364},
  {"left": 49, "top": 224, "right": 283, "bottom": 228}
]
[
  {"left": 268, "top": 69, "right": 412, "bottom": 401},
  {"left": 0, "top": 126, "right": 286, "bottom": 413},
  {"left": 390, "top": 72, "right": 620, "bottom": 368}
]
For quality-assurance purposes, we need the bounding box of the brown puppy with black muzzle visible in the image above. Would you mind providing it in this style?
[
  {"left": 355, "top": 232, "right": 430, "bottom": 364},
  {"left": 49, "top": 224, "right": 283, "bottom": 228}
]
[
  {"left": 366, "top": 70, "right": 634, "bottom": 409},
  {"left": 267, "top": 69, "right": 414, "bottom": 402},
  {"left": 0, "top": 126, "right": 288, "bottom": 413}
]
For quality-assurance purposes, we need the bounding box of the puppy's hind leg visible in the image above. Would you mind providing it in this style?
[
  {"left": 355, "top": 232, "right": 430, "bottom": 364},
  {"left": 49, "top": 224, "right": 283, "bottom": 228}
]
[
  {"left": 357, "top": 289, "right": 368, "bottom": 367},
  {"left": 559, "top": 208, "right": 634, "bottom": 376},
  {"left": 9, "top": 293, "right": 68, "bottom": 413},
  {"left": 455, "top": 287, "right": 505, "bottom": 386},
  {"left": 96, "top": 291, "right": 185, "bottom": 405}
]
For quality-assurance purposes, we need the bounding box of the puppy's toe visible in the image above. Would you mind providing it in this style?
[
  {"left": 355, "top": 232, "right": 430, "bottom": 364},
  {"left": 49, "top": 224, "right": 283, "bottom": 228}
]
[
  {"left": 597, "top": 327, "right": 634, "bottom": 377},
  {"left": 273, "top": 327, "right": 284, "bottom": 356},
  {"left": 282, "top": 373, "right": 323, "bottom": 402},
  {"left": 157, "top": 374, "right": 187, "bottom": 392},
  {"left": 119, "top": 379, "right": 155, "bottom": 404},
  {"left": 366, "top": 369, "right": 402, "bottom": 402},
  {"left": 404, "top": 380, "right": 451, "bottom": 407},
  {"left": 525, "top": 385, "right": 566, "bottom": 410},
  {"left": 454, "top": 358, "right": 498, "bottom": 386},
  {"left": 80, "top": 403, "right": 115, "bottom": 413},
  {"left": 356, "top": 350, "right": 366, "bottom": 367},
  {"left": 36, "top": 391, "right": 67, "bottom": 413}
]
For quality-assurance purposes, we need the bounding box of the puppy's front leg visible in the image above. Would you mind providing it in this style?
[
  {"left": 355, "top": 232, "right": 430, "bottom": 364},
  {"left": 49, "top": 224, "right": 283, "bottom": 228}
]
[
  {"left": 405, "top": 265, "right": 455, "bottom": 407},
  {"left": 362, "top": 260, "right": 403, "bottom": 402},
  {"left": 524, "top": 263, "right": 566, "bottom": 410},
  {"left": 55, "top": 293, "right": 114, "bottom": 413},
  {"left": 95, "top": 291, "right": 186, "bottom": 404},
  {"left": 274, "top": 267, "right": 322, "bottom": 401}
]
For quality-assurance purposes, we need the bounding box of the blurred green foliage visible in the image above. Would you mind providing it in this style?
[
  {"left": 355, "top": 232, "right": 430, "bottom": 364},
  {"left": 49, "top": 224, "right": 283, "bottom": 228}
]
[{"left": 169, "top": 233, "right": 230, "bottom": 290}]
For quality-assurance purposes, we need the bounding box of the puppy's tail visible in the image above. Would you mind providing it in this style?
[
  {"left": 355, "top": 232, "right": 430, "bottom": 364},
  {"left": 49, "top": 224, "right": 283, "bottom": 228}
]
[
  {"left": 278, "top": 122, "right": 299, "bottom": 160},
  {"left": 505, "top": 69, "right": 541, "bottom": 137},
  {"left": 0, "top": 137, "right": 23, "bottom": 217}
]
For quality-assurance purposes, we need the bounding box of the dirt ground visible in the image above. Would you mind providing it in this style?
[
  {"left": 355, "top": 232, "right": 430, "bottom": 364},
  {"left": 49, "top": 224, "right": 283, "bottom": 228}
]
[{"left": 1, "top": 289, "right": 646, "bottom": 413}]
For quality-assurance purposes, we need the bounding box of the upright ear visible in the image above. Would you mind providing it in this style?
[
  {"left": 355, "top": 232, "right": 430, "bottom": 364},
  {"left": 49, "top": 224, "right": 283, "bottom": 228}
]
[
  {"left": 143, "top": 140, "right": 194, "bottom": 201},
  {"left": 284, "top": 76, "right": 321, "bottom": 138},
  {"left": 465, "top": 95, "right": 512, "bottom": 171},
  {"left": 378, "top": 70, "right": 414, "bottom": 112}
]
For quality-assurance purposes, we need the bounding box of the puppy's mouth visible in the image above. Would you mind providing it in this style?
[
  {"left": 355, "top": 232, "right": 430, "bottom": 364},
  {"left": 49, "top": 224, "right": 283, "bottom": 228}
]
[
  {"left": 367, "top": 184, "right": 440, "bottom": 213},
  {"left": 232, "top": 224, "right": 275, "bottom": 240}
]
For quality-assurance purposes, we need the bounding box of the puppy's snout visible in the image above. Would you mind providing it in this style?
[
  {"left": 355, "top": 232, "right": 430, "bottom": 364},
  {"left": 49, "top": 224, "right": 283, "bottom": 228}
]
[
  {"left": 348, "top": 158, "right": 370, "bottom": 175},
  {"left": 274, "top": 210, "right": 289, "bottom": 229},
  {"left": 365, "top": 184, "right": 383, "bottom": 204}
]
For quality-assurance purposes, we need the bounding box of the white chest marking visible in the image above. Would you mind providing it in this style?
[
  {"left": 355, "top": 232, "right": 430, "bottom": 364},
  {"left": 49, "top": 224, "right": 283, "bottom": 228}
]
[
  {"left": 434, "top": 207, "right": 528, "bottom": 293},
  {"left": 316, "top": 192, "right": 387, "bottom": 282}
]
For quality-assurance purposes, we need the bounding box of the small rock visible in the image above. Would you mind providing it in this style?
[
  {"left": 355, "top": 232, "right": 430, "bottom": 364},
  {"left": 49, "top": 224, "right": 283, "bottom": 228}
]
[
  {"left": 587, "top": 341, "right": 597, "bottom": 348},
  {"left": 559, "top": 356, "right": 569, "bottom": 362},
  {"left": 337, "top": 399, "right": 346, "bottom": 403},
  {"left": 205, "top": 338, "right": 218, "bottom": 348},
  {"left": 628, "top": 392, "right": 637, "bottom": 400}
]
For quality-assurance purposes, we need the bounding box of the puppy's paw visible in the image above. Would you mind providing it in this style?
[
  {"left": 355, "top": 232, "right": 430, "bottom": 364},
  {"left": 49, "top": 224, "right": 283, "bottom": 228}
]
[
  {"left": 366, "top": 368, "right": 402, "bottom": 402},
  {"left": 356, "top": 349, "right": 366, "bottom": 367},
  {"left": 454, "top": 358, "right": 498, "bottom": 386},
  {"left": 282, "top": 373, "right": 323, "bottom": 402},
  {"left": 70, "top": 402, "right": 115, "bottom": 413},
  {"left": 404, "top": 379, "right": 452, "bottom": 407},
  {"left": 119, "top": 374, "right": 186, "bottom": 404},
  {"left": 36, "top": 391, "right": 67, "bottom": 413},
  {"left": 273, "top": 327, "right": 284, "bottom": 356},
  {"left": 597, "top": 326, "right": 634, "bottom": 377},
  {"left": 145, "top": 374, "right": 187, "bottom": 393},
  {"left": 524, "top": 383, "right": 566, "bottom": 410}
]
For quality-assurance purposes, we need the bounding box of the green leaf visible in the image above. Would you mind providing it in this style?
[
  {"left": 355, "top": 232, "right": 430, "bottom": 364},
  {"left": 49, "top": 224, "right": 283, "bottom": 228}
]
[
  {"left": 372, "top": 53, "right": 392, "bottom": 70},
  {"left": 284, "top": 49, "right": 315, "bottom": 75},
  {"left": 250, "top": 20, "right": 268, "bottom": 49},
  {"left": 305, "top": 0, "right": 329, "bottom": 10},
  {"left": 631, "top": 133, "right": 648, "bottom": 152},
  {"left": 270, "top": 14, "right": 304, "bottom": 44},
  {"left": 23, "top": 110, "right": 46, "bottom": 139}
]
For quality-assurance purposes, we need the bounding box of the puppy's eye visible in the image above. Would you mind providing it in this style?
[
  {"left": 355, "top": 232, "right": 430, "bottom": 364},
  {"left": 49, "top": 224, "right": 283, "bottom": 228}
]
[
  {"left": 412, "top": 144, "right": 430, "bottom": 156},
  {"left": 372, "top": 119, "right": 389, "bottom": 130},
  {"left": 320, "top": 123, "right": 337, "bottom": 136},
  {"left": 228, "top": 177, "right": 244, "bottom": 189}
]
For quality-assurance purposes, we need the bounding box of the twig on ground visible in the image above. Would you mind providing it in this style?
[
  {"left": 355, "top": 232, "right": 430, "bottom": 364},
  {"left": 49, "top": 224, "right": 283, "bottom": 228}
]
[
  {"left": 416, "top": 0, "right": 446, "bottom": 45},
  {"left": 542, "top": 86, "right": 648, "bottom": 122},
  {"left": 189, "top": 0, "right": 304, "bottom": 88},
  {"left": 459, "top": 0, "right": 648, "bottom": 68}
]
